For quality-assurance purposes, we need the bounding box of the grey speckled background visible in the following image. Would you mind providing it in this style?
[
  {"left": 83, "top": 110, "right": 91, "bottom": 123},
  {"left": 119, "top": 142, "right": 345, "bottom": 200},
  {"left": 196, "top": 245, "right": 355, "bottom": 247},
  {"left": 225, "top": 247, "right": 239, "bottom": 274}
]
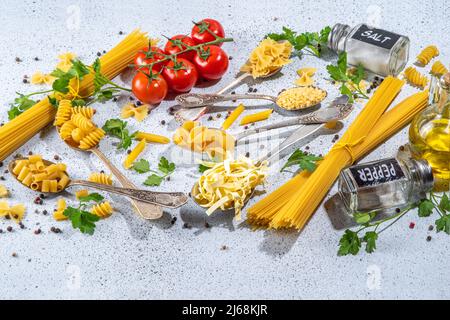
[{"left": 0, "top": 0, "right": 449, "bottom": 299}]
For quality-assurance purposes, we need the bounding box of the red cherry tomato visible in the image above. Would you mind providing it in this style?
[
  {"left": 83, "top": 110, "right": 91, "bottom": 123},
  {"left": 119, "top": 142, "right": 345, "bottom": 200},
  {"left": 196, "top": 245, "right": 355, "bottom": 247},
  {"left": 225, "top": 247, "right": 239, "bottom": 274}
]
[
  {"left": 164, "top": 35, "right": 196, "bottom": 61},
  {"left": 162, "top": 58, "right": 198, "bottom": 93},
  {"left": 132, "top": 71, "right": 168, "bottom": 105},
  {"left": 191, "top": 19, "right": 225, "bottom": 46},
  {"left": 134, "top": 46, "right": 167, "bottom": 72},
  {"left": 193, "top": 45, "right": 229, "bottom": 80}
]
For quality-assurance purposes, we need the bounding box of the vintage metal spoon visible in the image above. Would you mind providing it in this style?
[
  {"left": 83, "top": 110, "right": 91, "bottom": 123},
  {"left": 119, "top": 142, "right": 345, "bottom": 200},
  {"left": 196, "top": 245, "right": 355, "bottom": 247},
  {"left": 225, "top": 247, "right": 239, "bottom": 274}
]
[
  {"left": 56, "top": 127, "right": 163, "bottom": 220},
  {"left": 176, "top": 86, "right": 327, "bottom": 110},
  {"left": 9, "top": 158, "right": 188, "bottom": 209}
]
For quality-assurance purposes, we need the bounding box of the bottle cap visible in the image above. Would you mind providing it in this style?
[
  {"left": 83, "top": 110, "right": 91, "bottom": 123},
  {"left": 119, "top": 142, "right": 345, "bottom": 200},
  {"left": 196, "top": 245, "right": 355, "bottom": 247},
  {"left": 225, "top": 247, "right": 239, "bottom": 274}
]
[
  {"left": 441, "top": 72, "right": 450, "bottom": 88},
  {"left": 413, "top": 159, "right": 434, "bottom": 191}
]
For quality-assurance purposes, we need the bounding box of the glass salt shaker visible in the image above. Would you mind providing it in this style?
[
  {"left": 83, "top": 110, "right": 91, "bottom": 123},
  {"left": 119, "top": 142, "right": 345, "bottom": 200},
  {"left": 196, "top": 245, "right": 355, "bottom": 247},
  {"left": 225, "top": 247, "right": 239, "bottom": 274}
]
[
  {"left": 338, "top": 157, "right": 434, "bottom": 215},
  {"left": 328, "top": 23, "right": 410, "bottom": 76}
]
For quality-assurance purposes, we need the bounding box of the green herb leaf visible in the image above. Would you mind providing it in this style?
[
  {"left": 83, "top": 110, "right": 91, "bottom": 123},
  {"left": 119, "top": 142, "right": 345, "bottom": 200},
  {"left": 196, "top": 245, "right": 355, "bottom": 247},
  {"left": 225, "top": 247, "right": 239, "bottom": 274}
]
[
  {"left": 144, "top": 174, "right": 164, "bottom": 187},
  {"left": 78, "top": 193, "right": 104, "bottom": 203},
  {"left": 158, "top": 156, "right": 176, "bottom": 175},
  {"left": 70, "top": 59, "right": 90, "bottom": 80},
  {"left": 418, "top": 199, "right": 435, "bottom": 217},
  {"left": 132, "top": 159, "right": 151, "bottom": 174},
  {"left": 439, "top": 193, "right": 450, "bottom": 213},
  {"left": 435, "top": 215, "right": 450, "bottom": 235},
  {"left": 63, "top": 206, "right": 100, "bottom": 235},
  {"left": 354, "top": 212, "right": 375, "bottom": 225},
  {"left": 338, "top": 229, "right": 361, "bottom": 256},
  {"left": 71, "top": 99, "right": 86, "bottom": 107},
  {"left": 102, "top": 118, "right": 136, "bottom": 150},
  {"left": 363, "top": 231, "right": 378, "bottom": 253},
  {"left": 52, "top": 77, "right": 71, "bottom": 94},
  {"left": 8, "top": 93, "right": 36, "bottom": 120},
  {"left": 48, "top": 96, "right": 59, "bottom": 108},
  {"left": 281, "top": 149, "right": 322, "bottom": 172},
  {"left": 199, "top": 164, "right": 210, "bottom": 173}
]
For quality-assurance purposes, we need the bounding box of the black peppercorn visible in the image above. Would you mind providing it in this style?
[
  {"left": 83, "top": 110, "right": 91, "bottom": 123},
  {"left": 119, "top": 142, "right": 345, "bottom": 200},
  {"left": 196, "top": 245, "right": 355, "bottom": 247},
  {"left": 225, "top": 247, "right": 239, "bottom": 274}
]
[
  {"left": 161, "top": 120, "right": 166, "bottom": 125},
  {"left": 7, "top": 226, "right": 13, "bottom": 232},
  {"left": 34, "top": 229, "right": 41, "bottom": 235},
  {"left": 426, "top": 235, "right": 432, "bottom": 242}
]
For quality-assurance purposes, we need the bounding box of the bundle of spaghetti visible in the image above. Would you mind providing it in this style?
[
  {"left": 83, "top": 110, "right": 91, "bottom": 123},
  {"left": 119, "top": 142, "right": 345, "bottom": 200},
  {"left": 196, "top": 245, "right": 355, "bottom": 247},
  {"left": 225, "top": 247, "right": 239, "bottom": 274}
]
[
  {"left": 248, "top": 76, "right": 410, "bottom": 229},
  {"left": 0, "top": 29, "right": 149, "bottom": 161}
]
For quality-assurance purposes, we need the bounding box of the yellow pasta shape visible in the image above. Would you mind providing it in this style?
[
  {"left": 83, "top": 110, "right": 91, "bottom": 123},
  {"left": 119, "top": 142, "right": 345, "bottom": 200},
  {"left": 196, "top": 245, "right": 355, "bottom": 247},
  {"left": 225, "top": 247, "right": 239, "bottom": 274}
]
[
  {"left": 295, "top": 73, "right": 314, "bottom": 86},
  {"left": 0, "top": 201, "right": 26, "bottom": 222},
  {"left": 123, "top": 139, "right": 146, "bottom": 169},
  {"left": 53, "top": 100, "right": 73, "bottom": 126},
  {"left": 57, "top": 52, "right": 76, "bottom": 72},
  {"left": 430, "top": 61, "right": 448, "bottom": 76},
  {"left": 72, "top": 106, "right": 95, "bottom": 119},
  {"left": 88, "top": 172, "right": 113, "bottom": 185},
  {"left": 91, "top": 201, "right": 114, "bottom": 218},
  {"left": 0, "top": 201, "right": 9, "bottom": 216},
  {"left": 28, "top": 154, "right": 42, "bottom": 163},
  {"left": 59, "top": 120, "right": 77, "bottom": 140},
  {"left": 35, "top": 160, "right": 45, "bottom": 171},
  {"left": 53, "top": 198, "right": 68, "bottom": 221},
  {"left": 58, "top": 174, "right": 70, "bottom": 191},
  {"left": 17, "top": 166, "right": 30, "bottom": 181},
  {"left": 240, "top": 110, "right": 273, "bottom": 125},
  {"left": 71, "top": 128, "right": 86, "bottom": 143},
  {"left": 416, "top": 45, "right": 439, "bottom": 66},
  {"left": 297, "top": 67, "right": 317, "bottom": 77},
  {"left": 221, "top": 104, "right": 245, "bottom": 130},
  {"left": 121, "top": 103, "right": 149, "bottom": 122},
  {"left": 0, "top": 184, "right": 9, "bottom": 198},
  {"left": 75, "top": 189, "right": 89, "bottom": 199},
  {"left": 71, "top": 113, "right": 94, "bottom": 131},
  {"left": 404, "top": 66, "right": 428, "bottom": 89},
  {"left": 240, "top": 38, "right": 292, "bottom": 78},
  {"left": 31, "top": 71, "right": 56, "bottom": 85},
  {"left": 79, "top": 128, "right": 105, "bottom": 150},
  {"left": 22, "top": 173, "right": 34, "bottom": 187},
  {"left": 42, "top": 180, "right": 58, "bottom": 193},
  {"left": 12, "top": 159, "right": 28, "bottom": 175},
  {"left": 135, "top": 132, "right": 170, "bottom": 144}
]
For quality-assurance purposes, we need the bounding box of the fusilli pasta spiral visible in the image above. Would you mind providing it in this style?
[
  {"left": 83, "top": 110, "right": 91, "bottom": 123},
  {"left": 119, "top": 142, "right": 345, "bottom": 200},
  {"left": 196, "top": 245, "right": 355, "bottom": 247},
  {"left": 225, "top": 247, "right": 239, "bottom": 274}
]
[
  {"left": 59, "top": 120, "right": 77, "bottom": 140},
  {"left": 72, "top": 106, "right": 96, "bottom": 119},
  {"left": 71, "top": 113, "right": 94, "bottom": 131},
  {"left": 416, "top": 45, "right": 439, "bottom": 66},
  {"left": 431, "top": 61, "right": 448, "bottom": 76},
  {"left": 88, "top": 172, "right": 113, "bottom": 185},
  {"left": 91, "top": 201, "right": 113, "bottom": 218},
  {"left": 404, "top": 66, "right": 428, "bottom": 89},
  {"left": 54, "top": 100, "right": 73, "bottom": 126},
  {"left": 79, "top": 128, "right": 105, "bottom": 150}
]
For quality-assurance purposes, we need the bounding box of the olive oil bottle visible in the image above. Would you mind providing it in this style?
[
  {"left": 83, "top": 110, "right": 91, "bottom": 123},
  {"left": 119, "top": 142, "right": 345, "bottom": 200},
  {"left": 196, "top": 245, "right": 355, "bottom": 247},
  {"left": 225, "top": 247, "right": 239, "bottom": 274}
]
[{"left": 409, "top": 73, "right": 450, "bottom": 181}]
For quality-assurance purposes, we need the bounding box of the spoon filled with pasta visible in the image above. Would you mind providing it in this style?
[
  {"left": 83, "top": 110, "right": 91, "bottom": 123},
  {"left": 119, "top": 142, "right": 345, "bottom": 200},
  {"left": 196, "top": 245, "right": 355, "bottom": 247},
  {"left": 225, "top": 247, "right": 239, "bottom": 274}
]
[
  {"left": 54, "top": 100, "right": 164, "bottom": 219},
  {"left": 9, "top": 155, "right": 188, "bottom": 208}
]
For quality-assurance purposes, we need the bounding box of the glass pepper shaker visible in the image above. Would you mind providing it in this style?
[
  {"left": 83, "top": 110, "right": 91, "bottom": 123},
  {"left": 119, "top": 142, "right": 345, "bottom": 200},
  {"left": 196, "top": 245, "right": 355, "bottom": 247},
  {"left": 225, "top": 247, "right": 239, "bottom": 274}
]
[
  {"left": 328, "top": 23, "right": 410, "bottom": 76},
  {"left": 338, "top": 157, "right": 434, "bottom": 215}
]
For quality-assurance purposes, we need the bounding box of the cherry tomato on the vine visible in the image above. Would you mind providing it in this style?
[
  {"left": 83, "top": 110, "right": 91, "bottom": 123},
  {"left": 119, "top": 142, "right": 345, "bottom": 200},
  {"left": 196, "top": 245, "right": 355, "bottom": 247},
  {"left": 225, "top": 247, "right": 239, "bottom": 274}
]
[
  {"left": 132, "top": 70, "right": 168, "bottom": 105},
  {"left": 162, "top": 58, "right": 198, "bottom": 93},
  {"left": 193, "top": 45, "right": 229, "bottom": 80},
  {"left": 191, "top": 19, "right": 225, "bottom": 46},
  {"left": 164, "top": 35, "right": 196, "bottom": 61},
  {"left": 134, "top": 46, "right": 167, "bottom": 72}
]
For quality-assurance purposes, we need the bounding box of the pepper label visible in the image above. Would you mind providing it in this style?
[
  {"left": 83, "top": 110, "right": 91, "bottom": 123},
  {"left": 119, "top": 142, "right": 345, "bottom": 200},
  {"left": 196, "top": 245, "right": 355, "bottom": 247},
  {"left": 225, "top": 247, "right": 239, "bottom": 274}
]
[{"left": 349, "top": 158, "right": 405, "bottom": 187}]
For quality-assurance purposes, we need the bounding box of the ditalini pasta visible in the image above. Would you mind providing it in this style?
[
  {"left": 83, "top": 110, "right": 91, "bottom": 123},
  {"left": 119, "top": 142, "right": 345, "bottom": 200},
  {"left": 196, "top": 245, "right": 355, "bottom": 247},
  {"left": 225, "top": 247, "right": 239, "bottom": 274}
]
[
  {"left": 121, "top": 103, "right": 149, "bottom": 122},
  {"left": 12, "top": 155, "right": 69, "bottom": 193},
  {"left": 416, "top": 45, "right": 439, "bottom": 66},
  {"left": 404, "top": 66, "right": 428, "bottom": 89},
  {"left": 430, "top": 61, "right": 448, "bottom": 76},
  {"left": 248, "top": 76, "right": 409, "bottom": 229},
  {"left": 53, "top": 198, "right": 68, "bottom": 221},
  {"left": 0, "top": 29, "right": 149, "bottom": 161},
  {"left": 0, "top": 201, "right": 26, "bottom": 223},
  {"left": 91, "top": 201, "right": 114, "bottom": 218},
  {"left": 88, "top": 172, "right": 113, "bottom": 185},
  {"left": 240, "top": 38, "right": 292, "bottom": 78},
  {"left": 221, "top": 104, "right": 245, "bottom": 130},
  {"left": 135, "top": 132, "right": 170, "bottom": 144},
  {"left": 239, "top": 110, "right": 273, "bottom": 125},
  {"left": 123, "top": 139, "right": 146, "bottom": 169}
]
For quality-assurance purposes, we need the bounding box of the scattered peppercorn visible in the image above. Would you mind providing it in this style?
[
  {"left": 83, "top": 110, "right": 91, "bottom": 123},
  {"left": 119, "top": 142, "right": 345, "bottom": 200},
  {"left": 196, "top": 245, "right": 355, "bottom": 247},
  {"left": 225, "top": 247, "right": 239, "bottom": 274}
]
[
  {"left": 39, "top": 193, "right": 45, "bottom": 199},
  {"left": 253, "top": 88, "right": 258, "bottom": 93},
  {"left": 183, "top": 222, "right": 192, "bottom": 229},
  {"left": 54, "top": 155, "right": 60, "bottom": 160},
  {"left": 119, "top": 31, "right": 123, "bottom": 35},
  {"left": 409, "top": 222, "right": 415, "bottom": 229},
  {"left": 136, "top": 100, "right": 142, "bottom": 106},
  {"left": 248, "top": 87, "right": 253, "bottom": 93},
  {"left": 97, "top": 52, "right": 101, "bottom": 57},
  {"left": 161, "top": 120, "right": 166, "bottom": 125},
  {"left": 216, "top": 114, "right": 222, "bottom": 118},
  {"left": 127, "top": 149, "right": 132, "bottom": 154},
  {"left": 220, "top": 245, "right": 228, "bottom": 250},
  {"left": 395, "top": 208, "right": 401, "bottom": 213},
  {"left": 5, "top": 214, "right": 10, "bottom": 220},
  {"left": 129, "top": 96, "right": 135, "bottom": 101},
  {"left": 204, "top": 222, "right": 211, "bottom": 228},
  {"left": 15, "top": 57, "right": 22, "bottom": 62},
  {"left": 170, "top": 216, "right": 177, "bottom": 225},
  {"left": 7, "top": 226, "right": 13, "bottom": 232},
  {"left": 428, "top": 225, "right": 434, "bottom": 231},
  {"left": 42, "top": 210, "right": 48, "bottom": 216},
  {"left": 0, "top": 161, "right": 3, "bottom": 167},
  {"left": 34, "top": 57, "right": 39, "bottom": 61},
  {"left": 23, "top": 79, "right": 28, "bottom": 84},
  {"left": 0, "top": 229, "right": 3, "bottom": 233},
  {"left": 245, "top": 152, "right": 250, "bottom": 158},
  {"left": 208, "top": 116, "right": 213, "bottom": 121},
  {"left": 399, "top": 145, "right": 405, "bottom": 151},
  {"left": 12, "top": 252, "right": 17, "bottom": 257},
  {"left": 229, "top": 56, "right": 233, "bottom": 60},
  {"left": 0, "top": 176, "right": 5, "bottom": 181},
  {"left": 426, "top": 235, "right": 432, "bottom": 242},
  {"left": 113, "top": 97, "right": 118, "bottom": 102},
  {"left": 34, "top": 229, "right": 41, "bottom": 235}
]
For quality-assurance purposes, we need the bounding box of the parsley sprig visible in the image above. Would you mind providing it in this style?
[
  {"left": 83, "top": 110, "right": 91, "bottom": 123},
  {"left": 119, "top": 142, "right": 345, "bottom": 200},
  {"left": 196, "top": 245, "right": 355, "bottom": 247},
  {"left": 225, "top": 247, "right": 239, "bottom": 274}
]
[
  {"left": 266, "top": 26, "right": 331, "bottom": 57},
  {"left": 326, "top": 52, "right": 369, "bottom": 102},
  {"left": 131, "top": 157, "right": 176, "bottom": 187},
  {"left": 281, "top": 149, "right": 322, "bottom": 173},
  {"left": 102, "top": 118, "right": 137, "bottom": 150},
  {"left": 8, "top": 90, "right": 52, "bottom": 120},
  {"left": 338, "top": 192, "right": 450, "bottom": 256},
  {"left": 63, "top": 193, "right": 105, "bottom": 235}
]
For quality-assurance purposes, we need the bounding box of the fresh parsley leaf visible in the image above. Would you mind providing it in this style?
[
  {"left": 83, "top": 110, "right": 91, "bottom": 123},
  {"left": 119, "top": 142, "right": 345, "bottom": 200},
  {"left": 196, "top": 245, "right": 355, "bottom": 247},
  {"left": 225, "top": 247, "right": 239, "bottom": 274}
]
[
  {"left": 439, "top": 193, "right": 450, "bottom": 213},
  {"left": 435, "top": 215, "right": 450, "bottom": 235},
  {"left": 102, "top": 118, "right": 136, "bottom": 150},
  {"left": 8, "top": 93, "right": 36, "bottom": 120},
  {"left": 52, "top": 76, "right": 71, "bottom": 94},
  {"left": 71, "top": 99, "right": 86, "bottom": 107},
  {"left": 70, "top": 59, "right": 90, "bottom": 80},
  {"left": 281, "top": 149, "right": 322, "bottom": 172},
  {"left": 63, "top": 206, "right": 100, "bottom": 235},
  {"left": 363, "top": 231, "right": 378, "bottom": 253},
  {"left": 48, "top": 96, "right": 59, "bottom": 108},
  {"left": 78, "top": 193, "right": 104, "bottom": 203},
  {"left": 354, "top": 212, "right": 375, "bottom": 225},
  {"left": 144, "top": 174, "right": 164, "bottom": 187},
  {"left": 199, "top": 164, "right": 210, "bottom": 173},
  {"left": 418, "top": 199, "right": 435, "bottom": 217},
  {"left": 338, "top": 229, "right": 361, "bottom": 256},
  {"left": 132, "top": 159, "right": 150, "bottom": 173},
  {"left": 158, "top": 156, "right": 175, "bottom": 175}
]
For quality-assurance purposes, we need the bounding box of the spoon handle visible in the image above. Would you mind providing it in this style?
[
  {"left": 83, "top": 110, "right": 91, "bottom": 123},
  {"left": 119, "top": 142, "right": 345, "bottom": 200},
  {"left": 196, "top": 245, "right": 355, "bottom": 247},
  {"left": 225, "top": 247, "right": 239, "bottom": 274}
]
[
  {"left": 176, "top": 93, "right": 277, "bottom": 108},
  {"left": 90, "top": 148, "right": 163, "bottom": 220},
  {"left": 69, "top": 180, "right": 189, "bottom": 208}
]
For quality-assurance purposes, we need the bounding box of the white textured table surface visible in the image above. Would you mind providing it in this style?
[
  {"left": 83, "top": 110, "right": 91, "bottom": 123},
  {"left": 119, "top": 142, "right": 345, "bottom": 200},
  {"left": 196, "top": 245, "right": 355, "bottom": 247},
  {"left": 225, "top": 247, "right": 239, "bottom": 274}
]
[{"left": 0, "top": 0, "right": 449, "bottom": 299}]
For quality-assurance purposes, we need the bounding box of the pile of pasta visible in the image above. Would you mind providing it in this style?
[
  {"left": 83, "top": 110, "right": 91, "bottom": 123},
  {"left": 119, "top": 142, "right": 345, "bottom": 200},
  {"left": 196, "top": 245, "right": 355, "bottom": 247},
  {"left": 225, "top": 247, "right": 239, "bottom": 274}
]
[
  {"left": 192, "top": 157, "right": 268, "bottom": 219},
  {"left": 0, "top": 201, "right": 26, "bottom": 222},
  {"left": 54, "top": 100, "right": 105, "bottom": 150},
  {"left": 276, "top": 86, "right": 327, "bottom": 110},
  {"left": 173, "top": 121, "right": 236, "bottom": 161},
  {"left": 240, "top": 38, "right": 292, "bottom": 78},
  {"left": 13, "top": 155, "right": 69, "bottom": 193}
]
